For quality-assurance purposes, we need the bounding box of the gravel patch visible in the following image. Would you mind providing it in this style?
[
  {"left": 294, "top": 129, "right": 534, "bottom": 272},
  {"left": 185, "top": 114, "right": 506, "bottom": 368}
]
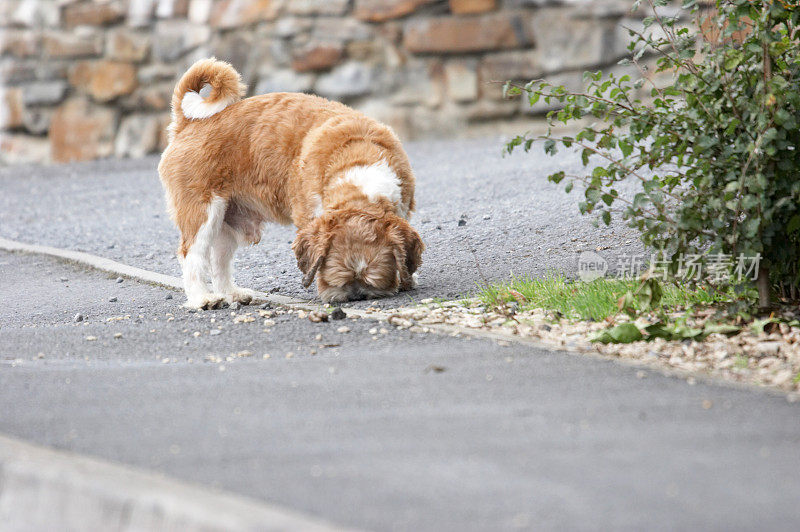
[{"left": 363, "top": 299, "right": 800, "bottom": 395}]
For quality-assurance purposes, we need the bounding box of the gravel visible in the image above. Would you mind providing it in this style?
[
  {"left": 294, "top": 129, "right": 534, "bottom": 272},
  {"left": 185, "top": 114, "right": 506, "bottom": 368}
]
[{"left": 366, "top": 300, "right": 800, "bottom": 395}]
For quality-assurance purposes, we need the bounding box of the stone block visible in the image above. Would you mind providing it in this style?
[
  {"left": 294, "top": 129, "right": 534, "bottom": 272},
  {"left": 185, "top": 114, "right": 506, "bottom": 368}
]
[
  {"left": 254, "top": 69, "right": 314, "bottom": 94},
  {"left": 389, "top": 59, "right": 443, "bottom": 108},
  {"left": 358, "top": 100, "right": 413, "bottom": 139},
  {"left": 11, "top": 0, "right": 59, "bottom": 27},
  {"left": 210, "top": 32, "right": 253, "bottom": 80},
  {"left": 408, "top": 105, "right": 465, "bottom": 138},
  {"left": 43, "top": 30, "right": 104, "bottom": 58},
  {"left": 315, "top": 61, "right": 377, "bottom": 99},
  {"left": 403, "top": 12, "right": 534, "bottom": 54},
  {"left": 0, "top": 30, "right": 39, "bottom": 57},
  {"left": 354, "top": 0, "right": 436, "bottom": 23},
  {"left": 188, "top": 0, "right": 213, "bottom": 23},
  {"left": 292, "top": 44, "right": 344, "bottom": 72},
  {"left": 0, "top": 1, "right": 19, "bottom": 25},
  {"left": 115, "top": 114, "right": 160, "bottom": 158},
  {"left": 63, "top": 1, "right": 125, "bottom": 27},
  {"left": 69, "top": 60, "right": 138, "bottom": 102},
  {"left": 313, "top": 17, "right": 372, "bottom": 42},
  {"left": 157, "top": 0, "right": 190, "bottom": 18},
  {"left": 127, "top": 0, "right": 156, "bottom": 27},
  {"left": 449, "top": 0, "right": 496, "bottom": 14},
  {"left": 0, "top": 87, "right": 24, "bottom": 129},
  {"left": 286, "top": 0, "right": 349, "bottom": 16},
  {"left": 444, "top": 59, "right": 478, "bottom": 102},
  {"left": 0, "top": 134, "right": 51, "bottom": 165},
  {"left": 152, "top": 20, "right": 210, "bottom": 62},
  {"left": 0, "top": 59, "right": 68, "bottom": 85},
  {"left": 210, "top": 0, "right": 281, "bottom": 29},
  {"left": 464, "top": 98, "right": 518, "bottom": 121},
  {"left": 138, "top": 63, "right": 178, "bottom": 83},
  {"left": 267, "top": 38, "right": 292, "bottom": 67},
  {"left": 120, "top": 82, "right": 173, "bottom": 111},
  {"left": 50, "top": 98, "right": 117, "bottom": 162},
  {"left": 21, "top": 106, "right": 54, "bottom": 135},
  {"left": 108, "top": 30, "right": 151, "bottom": 62},
  {"left": 479, "top": 50, "right": 540, "bottom": 86},
  {"left": 530, "top": 8, "right": 622, "bottom": 73},
  {"left": 21, "top": 80, "right": 68, "bottom": 105},
  {"left": 346, "top": 40, "right": 387, "bottom": 63},
  {"left": 273, "top": 17, "right": 313, "bottom": 38}
]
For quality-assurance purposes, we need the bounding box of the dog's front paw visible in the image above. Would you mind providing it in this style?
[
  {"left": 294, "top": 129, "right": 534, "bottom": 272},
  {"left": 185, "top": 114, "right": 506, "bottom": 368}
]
[
  {"left": 399, "top": 272, "right": 419, "bottom": 292},
  {"left": 226, "top": 287, "right": 257, "bottom": 305},
  {"left": 184, "top": 293, "right": 228, "bottom": 310}
]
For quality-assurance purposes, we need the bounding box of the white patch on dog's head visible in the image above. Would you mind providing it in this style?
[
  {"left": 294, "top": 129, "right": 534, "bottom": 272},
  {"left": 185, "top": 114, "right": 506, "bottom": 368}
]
[
  {"left": 352, "top": 257, "right": 368, "bottom": 274},
  {"left": 340, "top": 160, "right": 407, "bottom": 217},
  {"left": 182, "top": 84, "right": 235, "bottom": 120}
]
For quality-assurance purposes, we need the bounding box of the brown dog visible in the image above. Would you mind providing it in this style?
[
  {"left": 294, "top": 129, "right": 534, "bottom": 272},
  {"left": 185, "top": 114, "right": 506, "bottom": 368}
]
[{"left": 158, "top": 58, "right": 423, "bottom": 308}]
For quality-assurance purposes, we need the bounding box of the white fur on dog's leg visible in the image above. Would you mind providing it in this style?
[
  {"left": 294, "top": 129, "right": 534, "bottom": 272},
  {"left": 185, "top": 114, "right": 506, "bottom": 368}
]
[
  {"left": 210, "top": 223, "right": 255, "bottom": 305},
  {"left": 227, "top": 287, "right": 257, "bottom": 305},
  {"left": 185, "top": 292, "right": 227, "bottom": 310},
  {"left": 182, "top": 196, "right": 228, "bottom": 309},
  {"left": 411, "top": 272, "right": 419, "bottom": 288}
]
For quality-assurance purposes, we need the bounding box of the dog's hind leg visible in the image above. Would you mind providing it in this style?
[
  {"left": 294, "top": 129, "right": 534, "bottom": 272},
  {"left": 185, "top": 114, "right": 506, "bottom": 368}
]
[
  {"left": 210, "top": 223, "right": 256, "bottom": 305},
  {"left": 178, "top": 196, "right": 228, "bottom": 309}
]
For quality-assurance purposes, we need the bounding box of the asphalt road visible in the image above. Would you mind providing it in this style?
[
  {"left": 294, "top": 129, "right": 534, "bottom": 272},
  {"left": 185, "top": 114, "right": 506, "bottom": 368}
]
[
  {"left": 0, "top": 137, "right": 643, "bottom": 307},
  {"left": 3, "top": 250, "right": 800, "bottom": 531}
]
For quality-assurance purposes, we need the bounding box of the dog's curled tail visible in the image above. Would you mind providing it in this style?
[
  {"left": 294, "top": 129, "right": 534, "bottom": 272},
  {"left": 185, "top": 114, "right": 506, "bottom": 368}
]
[{"left": 167, "top": 57, "right": 246, "bottom": 142}]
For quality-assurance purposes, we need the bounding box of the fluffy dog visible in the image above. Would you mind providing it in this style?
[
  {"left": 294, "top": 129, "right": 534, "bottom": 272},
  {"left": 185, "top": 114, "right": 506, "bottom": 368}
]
[{"left": 158, "top": 58, "right": 424, "bottom": 309}]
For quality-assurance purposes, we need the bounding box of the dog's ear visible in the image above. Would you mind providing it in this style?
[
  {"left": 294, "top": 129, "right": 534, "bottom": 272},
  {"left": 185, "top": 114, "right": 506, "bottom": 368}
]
[
  {"left": 292, "top": 220, "right": 332, "bottom": 288},
  {"left": 389, "top": 219, "right": 424, "bottom": 291}
]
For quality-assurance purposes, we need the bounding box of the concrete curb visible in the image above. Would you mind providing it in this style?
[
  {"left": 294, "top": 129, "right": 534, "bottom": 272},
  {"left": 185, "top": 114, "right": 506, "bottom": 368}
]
[
  {"left": 0, "top": 236, "right": 391, "bottom": 320},
  {"left": 0, "top": 434, "right": 356, "bottom": 532},
  {"left": 0, "top": 236, "right": 311, "bottom": 307}
]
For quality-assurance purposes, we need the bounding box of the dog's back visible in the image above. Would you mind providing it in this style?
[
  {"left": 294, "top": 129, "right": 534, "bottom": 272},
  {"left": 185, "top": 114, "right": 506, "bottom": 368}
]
[{"left": 159, "top": 58, "right": 411, "bottom": 224}]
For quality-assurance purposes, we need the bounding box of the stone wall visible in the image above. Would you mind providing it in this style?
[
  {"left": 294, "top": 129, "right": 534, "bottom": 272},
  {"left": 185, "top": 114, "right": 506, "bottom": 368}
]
[{"left": 0, "top": 0, "right": 643, "bottom": 164}]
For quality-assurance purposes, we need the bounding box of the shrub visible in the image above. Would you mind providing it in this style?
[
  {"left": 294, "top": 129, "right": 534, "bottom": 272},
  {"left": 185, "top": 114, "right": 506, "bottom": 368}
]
[{"left": 505, "top": 0, "right": 800, "bottom": 308}]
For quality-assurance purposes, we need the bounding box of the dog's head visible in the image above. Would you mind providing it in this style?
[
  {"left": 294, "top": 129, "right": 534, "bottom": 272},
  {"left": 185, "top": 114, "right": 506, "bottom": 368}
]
[{"left": 292, "top": 209, "right": 423, "bottom": 303}]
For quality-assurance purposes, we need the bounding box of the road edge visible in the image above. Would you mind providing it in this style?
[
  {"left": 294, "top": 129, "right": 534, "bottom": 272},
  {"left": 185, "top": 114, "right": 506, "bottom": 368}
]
[
  {"left": 0, "top": 433, "right": 355, "bottom": 532},
  {"left": 0, "top": 236, "right": 309, "bottom": 307},
  {"left": 2, "top": 236, "right": 794, "bottom": 400}
]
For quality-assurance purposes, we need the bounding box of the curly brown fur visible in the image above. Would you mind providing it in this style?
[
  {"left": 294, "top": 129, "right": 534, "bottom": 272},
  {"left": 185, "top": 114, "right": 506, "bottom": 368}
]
[{"left": 159, "top": 58, "right": 423, "bottom": 307}]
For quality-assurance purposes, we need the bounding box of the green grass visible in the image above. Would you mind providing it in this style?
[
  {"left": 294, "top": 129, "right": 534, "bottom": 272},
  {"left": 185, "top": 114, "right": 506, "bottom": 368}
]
[{"left": 478, "top": 275, "right": 731, "bottom": 321}]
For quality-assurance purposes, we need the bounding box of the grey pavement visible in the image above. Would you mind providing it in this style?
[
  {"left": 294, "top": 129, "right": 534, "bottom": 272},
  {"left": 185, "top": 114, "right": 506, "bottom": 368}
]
[
  {"left": 0, "top": 137, "right": 643, "bottom": 307},
  {"left": 2, "top": 250, "right": 800, "bottom": 531}
]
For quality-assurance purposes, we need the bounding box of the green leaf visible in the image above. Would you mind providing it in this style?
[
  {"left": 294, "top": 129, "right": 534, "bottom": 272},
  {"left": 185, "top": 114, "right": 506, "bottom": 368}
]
[
  {"left": 637, "top": 278, "right": 663, "bottom": 310},
  {"left": 590, "top": 322, "right": 643, "bottom": 344},
  {"left": 751, "top": 317, "right": 781, "bottom": 335},
  {"left": 702, "top": 323, "right": 741, "bottom": 336},
  {"left": 617, "top": 291, "right": 637, "bottom": 317},
  {"left": 585, "top": 187, "right": 601, "bottom": 203},
  {"left": 581, "top": 148, "right": 591, "bottom": 166}
]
